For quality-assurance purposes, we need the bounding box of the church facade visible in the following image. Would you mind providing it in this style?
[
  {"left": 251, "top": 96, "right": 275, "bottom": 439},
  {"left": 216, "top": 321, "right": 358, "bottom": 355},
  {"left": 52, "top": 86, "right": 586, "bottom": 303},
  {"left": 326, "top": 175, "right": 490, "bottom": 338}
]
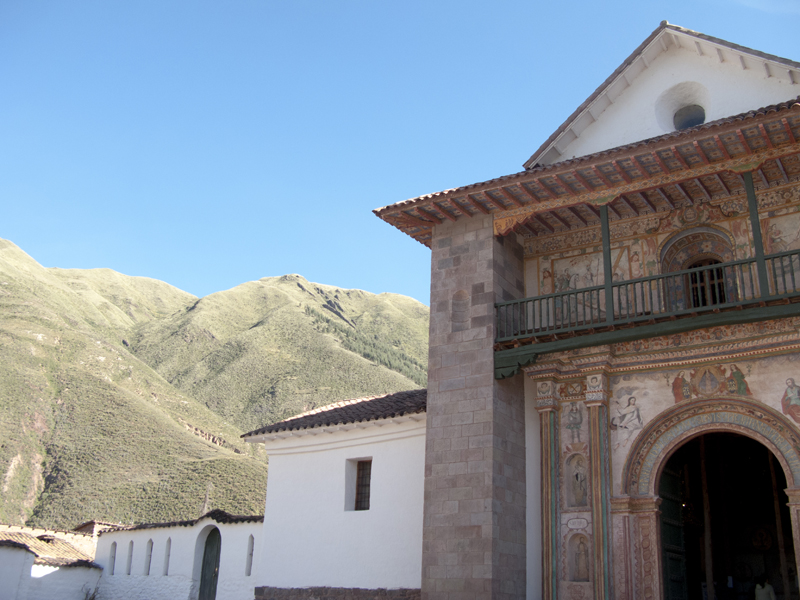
[
  {"left": 368, "top": 22, "right": 800, "bottom": 600},
  {"left": 237, "top": 21, "right": 800, "bottom": 600}
]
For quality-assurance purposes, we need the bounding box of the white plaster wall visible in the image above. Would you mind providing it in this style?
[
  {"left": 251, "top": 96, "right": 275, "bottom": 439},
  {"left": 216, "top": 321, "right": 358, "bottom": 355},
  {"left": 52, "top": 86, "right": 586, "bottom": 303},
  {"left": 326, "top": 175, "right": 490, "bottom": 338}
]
[
  {"left": 95, "top": 519, "right": 260, "bottom": 600},
  {"left": 524, "top": 378, "right": 542, "bottom": 600},
  {"left": 27, "top": 565, "right": 101, "bottom": 600},
  {"left": 256, "top": 418, "right": 426, "bottom": 589},
  {"left": 553, "top": 44, "right": 800, "bottom": 162},
  {"left": 0, "top": 546, "right": 34, "bottom": 600}
]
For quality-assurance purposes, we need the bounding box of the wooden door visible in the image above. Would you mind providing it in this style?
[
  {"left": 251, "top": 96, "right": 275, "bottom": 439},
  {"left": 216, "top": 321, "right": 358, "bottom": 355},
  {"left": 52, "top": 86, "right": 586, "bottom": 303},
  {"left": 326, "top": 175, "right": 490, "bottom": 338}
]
[{"left": 199, "top": 528, "right": 221, "bottom": 600}]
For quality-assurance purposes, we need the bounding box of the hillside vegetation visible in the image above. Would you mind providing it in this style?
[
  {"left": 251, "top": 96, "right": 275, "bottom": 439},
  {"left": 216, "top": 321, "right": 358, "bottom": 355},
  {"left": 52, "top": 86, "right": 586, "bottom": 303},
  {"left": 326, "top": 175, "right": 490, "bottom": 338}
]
[{"left": 0, "top": 239, "right": 428, "bottom": 529}]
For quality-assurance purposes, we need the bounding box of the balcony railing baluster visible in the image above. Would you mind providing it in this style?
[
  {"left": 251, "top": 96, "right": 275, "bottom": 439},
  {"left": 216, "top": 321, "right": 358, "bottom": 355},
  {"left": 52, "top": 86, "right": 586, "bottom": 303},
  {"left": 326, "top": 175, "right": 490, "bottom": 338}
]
[{"left": 494, "top": 249, "right": 800, "bottom": 343}]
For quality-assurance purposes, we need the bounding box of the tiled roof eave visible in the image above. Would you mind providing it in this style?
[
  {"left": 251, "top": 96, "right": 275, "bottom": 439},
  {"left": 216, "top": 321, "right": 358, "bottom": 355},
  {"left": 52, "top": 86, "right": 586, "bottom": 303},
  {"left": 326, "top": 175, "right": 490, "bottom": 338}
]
[
  {"left": 246, "top": 411, "right": 427, "bottom": 443},
  {"left": 373, "top": 97, "right": 800, "bottom": 245}
]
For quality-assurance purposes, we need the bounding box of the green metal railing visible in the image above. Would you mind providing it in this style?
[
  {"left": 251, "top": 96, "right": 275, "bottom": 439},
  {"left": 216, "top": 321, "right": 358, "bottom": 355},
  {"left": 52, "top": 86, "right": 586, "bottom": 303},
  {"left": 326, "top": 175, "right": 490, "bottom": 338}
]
[{"left": 495, "top": 249, "right": 800, "bottom": 343}]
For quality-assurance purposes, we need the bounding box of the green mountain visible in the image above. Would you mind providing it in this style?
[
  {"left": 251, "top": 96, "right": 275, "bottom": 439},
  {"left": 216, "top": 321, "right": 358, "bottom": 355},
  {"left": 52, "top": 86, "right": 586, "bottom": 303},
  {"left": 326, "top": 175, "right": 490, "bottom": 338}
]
[{"left": 0, "top": 240, "right": 428, "bottom": 529}]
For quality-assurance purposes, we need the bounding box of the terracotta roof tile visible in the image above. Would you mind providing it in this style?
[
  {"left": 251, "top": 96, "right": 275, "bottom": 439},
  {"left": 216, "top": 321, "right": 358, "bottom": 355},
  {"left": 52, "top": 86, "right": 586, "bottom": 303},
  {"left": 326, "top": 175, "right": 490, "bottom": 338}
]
[
  {"left": 242, "top": 388, "right": 427, "bottom": 438},
  {"left": 0, "top": 532, "right": 98, "bottom": 568},
  {"left": 101, "top": 509, "right": 263, "bottom": 534}
]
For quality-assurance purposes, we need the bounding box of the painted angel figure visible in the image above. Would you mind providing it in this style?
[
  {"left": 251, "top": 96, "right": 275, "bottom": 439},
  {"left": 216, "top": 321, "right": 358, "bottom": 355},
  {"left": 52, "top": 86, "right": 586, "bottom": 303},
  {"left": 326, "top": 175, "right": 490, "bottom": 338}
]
[{"left": 611, "top": 396, "right": 643, "bottom": 449}]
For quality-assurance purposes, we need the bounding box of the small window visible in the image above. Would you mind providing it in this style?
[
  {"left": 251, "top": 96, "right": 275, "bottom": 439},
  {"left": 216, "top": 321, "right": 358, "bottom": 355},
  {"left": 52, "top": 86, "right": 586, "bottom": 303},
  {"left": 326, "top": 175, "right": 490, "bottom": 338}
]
[
  {"left": 245, "top": 534, "right": 255, "bottom": 576},
  {"left": 674, "top": 104, "right": 705, "bottom": 130},
  {"left": 163, "top": 538, "right": 171, "bottom": 576},
  {"left": 109, "top": 542, "right": 117, "bottom": 576},
  {"left": 355, "top": 460, "right": 372, "bottom": 511},
  {"left": 126, "top": 541, "right": 134, "bottom": 576},
  {"left": 144, "top": 539, "right": 153, "bottom": 575}
]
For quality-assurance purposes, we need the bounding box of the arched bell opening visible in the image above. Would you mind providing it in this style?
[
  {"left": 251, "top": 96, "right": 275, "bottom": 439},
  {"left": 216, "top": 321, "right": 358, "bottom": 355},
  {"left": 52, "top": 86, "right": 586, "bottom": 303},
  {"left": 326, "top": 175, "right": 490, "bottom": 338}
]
[{"left": 658, "top": 432, "right": 796, "bottom": 600}]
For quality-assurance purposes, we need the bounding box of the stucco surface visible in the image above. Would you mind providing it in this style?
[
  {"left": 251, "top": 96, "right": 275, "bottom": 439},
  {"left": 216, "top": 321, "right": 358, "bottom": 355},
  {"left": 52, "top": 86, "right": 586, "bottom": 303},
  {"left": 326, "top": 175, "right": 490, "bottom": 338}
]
[{"left": 258, "top": 419, "right": 426, "bottom": 589}]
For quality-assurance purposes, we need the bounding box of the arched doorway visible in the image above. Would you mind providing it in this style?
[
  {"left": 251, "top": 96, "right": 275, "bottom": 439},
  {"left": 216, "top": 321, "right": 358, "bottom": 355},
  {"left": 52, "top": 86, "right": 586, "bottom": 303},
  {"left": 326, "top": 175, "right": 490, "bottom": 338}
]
[
  {"left": 199, "top": 527, "right": 221, "bottom": 600},
  {"left": 621, "top": 398, "right": 800, "bottom": 600},
  {"left": 658, "top": 432, "right": 795, "bottom": 600}
]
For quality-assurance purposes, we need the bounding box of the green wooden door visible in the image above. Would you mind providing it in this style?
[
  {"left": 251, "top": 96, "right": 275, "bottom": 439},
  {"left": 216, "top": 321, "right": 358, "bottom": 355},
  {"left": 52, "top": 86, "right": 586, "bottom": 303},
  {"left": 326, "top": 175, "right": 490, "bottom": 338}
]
[
  {"left": 660, "top": 467, "right": 688, "bottom": 600},
  {"left": 199, "top": 528, "right": 221, "bottom": 600}
]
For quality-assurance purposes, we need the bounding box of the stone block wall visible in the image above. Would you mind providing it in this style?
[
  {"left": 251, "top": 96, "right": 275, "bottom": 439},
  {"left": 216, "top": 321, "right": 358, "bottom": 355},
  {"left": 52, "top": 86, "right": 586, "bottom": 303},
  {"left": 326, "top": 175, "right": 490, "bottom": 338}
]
[
  {"left": 423, "top": 215, "right": 526, "bottom": 600},
  {"left": 254, "top": 587, "right": 421, "bottom": 600}
]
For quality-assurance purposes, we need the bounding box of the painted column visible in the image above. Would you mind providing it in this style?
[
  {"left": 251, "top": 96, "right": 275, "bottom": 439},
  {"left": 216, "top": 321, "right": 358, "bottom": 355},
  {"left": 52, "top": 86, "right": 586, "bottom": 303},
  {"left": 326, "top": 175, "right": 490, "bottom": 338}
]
[
  {"left": 630, "top": 497, "right": 663, "bottom": 600},
  {"left": 585, "top": 373, "right": 612, "bottom": 600},
  {"left": 784, "top": 487, "right": 800, "bottom": 590},
  {"left": 423, "top": 215, "right": 527, "bottom": 600},
  {"left": 534, "top": 381, "right": 560, "bottom": 600},
  {"left": 610, "top": 497, "right": 634, "bottom": 600}
]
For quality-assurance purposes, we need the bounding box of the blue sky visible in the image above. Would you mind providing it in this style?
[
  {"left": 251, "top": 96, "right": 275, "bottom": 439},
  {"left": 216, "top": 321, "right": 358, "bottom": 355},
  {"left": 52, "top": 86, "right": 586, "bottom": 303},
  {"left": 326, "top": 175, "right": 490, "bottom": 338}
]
[{"left": 2, "top": 1, "right": 799, "bottom": 306}]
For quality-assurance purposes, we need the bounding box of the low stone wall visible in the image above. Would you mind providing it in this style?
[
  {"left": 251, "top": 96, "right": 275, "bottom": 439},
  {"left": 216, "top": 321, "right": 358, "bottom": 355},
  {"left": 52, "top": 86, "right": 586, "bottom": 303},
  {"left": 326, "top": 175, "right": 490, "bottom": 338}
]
[{"left": 254, "top": 587, "right": 421, "bottom": 600}]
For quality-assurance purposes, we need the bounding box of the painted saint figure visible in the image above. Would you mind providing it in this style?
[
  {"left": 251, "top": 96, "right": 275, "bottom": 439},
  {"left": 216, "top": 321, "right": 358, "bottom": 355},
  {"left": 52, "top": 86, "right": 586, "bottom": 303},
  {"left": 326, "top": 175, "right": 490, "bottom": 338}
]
[
  {"left": 565, "top": 402, "right": 583, "bottom": 443},
  {"left": 574, "top": 537, "right": 590, "bottom": 582},
  {"left": 726, "top": 364, "right": 752, "bottom": 396},
  {"left": 672, "top": 371, "right": 691, "bottom": 403},
  {"left": 782, "top": 378, "right": 800, "bottom": 424},
  {"left": 611, "top": 396, "right": 643, "bottom": 449},
  {"left": 571, "top": 456, "right": 588, "bottom": 507}
]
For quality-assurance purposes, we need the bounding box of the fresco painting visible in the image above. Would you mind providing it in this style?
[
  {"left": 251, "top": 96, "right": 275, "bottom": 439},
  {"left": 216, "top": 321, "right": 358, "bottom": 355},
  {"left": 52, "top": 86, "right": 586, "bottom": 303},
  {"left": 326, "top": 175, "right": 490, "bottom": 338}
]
[
  {"left": 762, "top": 211, "right": 800, "bottom": 254},
  {"left": 666, "top": 364, "right": 753, "bottom": 402},
  {"left": 547, "top": 248, "right": 630, "bottom": 293}
]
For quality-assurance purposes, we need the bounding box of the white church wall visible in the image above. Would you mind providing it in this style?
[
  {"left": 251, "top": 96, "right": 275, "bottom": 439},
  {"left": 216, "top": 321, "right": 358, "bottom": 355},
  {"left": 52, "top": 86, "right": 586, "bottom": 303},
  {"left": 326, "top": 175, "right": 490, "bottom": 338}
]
[
  {"left": 0, "top": 546, "right": 34, "bottom": 600},
  {"left": 551, "top": 43, "right": 799, "bottom": 163},
  {"left": 257, "top": 417, "right": 426, "bottom": 590},
  {"left": 95, "top": 519, "right": 259, "bottom": 600},
  {"left": 27, "top": 564, "right": 101, "bottom": 600}
]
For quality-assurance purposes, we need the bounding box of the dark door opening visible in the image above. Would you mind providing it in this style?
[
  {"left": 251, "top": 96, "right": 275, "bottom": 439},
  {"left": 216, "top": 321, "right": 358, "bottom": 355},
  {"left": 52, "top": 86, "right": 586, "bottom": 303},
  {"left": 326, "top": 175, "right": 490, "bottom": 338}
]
[
  {"left": 199, "top": 528, "right": 221, "bottom": 600},
  {"left": 659, "top": 433, "right": 797, "bottom": 600}
]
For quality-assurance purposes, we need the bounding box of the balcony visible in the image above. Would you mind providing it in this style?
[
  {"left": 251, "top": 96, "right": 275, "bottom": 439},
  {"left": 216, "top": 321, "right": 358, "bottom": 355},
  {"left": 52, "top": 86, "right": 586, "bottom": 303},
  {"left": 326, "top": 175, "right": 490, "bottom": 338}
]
[{"left": 494, "top": 249, "right": 800, "bottom": 377}]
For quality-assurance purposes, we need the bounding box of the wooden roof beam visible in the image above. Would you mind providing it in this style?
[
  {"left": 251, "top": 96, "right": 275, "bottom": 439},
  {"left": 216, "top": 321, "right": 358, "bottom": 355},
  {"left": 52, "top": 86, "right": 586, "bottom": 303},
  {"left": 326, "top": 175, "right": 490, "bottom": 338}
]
[
  {"left": 568, "top": 206, "right": 588, "bottom": 227},
  {"left": 592, "top": 165, "right": 615, "bottom": 188},
  {"left": 571, "top": 170, "right": 596, "bottom": 193},
  {"left": 635, "top": 191, "right": 657, "bottom": 213},
  {"left": 654, "top": 187, "right": 676, "bottom": 209},
  {"left": 714, "top": 135, "right": 732, "bottom": 160},
  {"left": 758, "top": 124, "right": 775, "bottom": 149},
  {"left": 483, "top": 191, "right": 507, "bottom": 211},
  {"left": 535, "top": 178, "right": 558, "bottom": 199},
  {"left": 555, "top": 175, "right": 578, "bottom": 197},
  {"left": 756, "top": 168, "right": 770, "bottom": 188},
  {"left": 434, "top": 203, "right": 458, "bottom": 222},
  {"left": 674, "top": 183, "right": 694, "bottom": 205},
  {"left": 692, "top": 141, "right": 710, "bottom": 164},
  {"left": 517, "top": 183, "right": 541, "bottom": 203},
  {"left": 549, "top": 210, "right": 572, "bottom": 230},
  {"left": 713, "top": 173, "right": 731, "bottom": 196},
  {"left": 618, "top": 195, "right": 639, "bottom": 216},
  {"left": 499, "top": 187, "right": 525, "bottom": 207},
  {"left": 736, "top": 129, "right": 753, "bottom": 155},
  {"left": 611, "top": 160, "right": 632, "bottom": 184},
  {"left": 670, "top": 146, "right": 690, "bottom": 170},
  {"left": 583, "top": 204, "right": 601, "bottom": 219},
  {"left": 775, "top": 158, "right": 790, "bottom": 184},
  {"left": 534, "top": 215, "right": 555, "bottom": 234},
  {"left": 466, "top": 194, "right": 490, "bottom": 215},
  {"left": 606, "top": 201, "right": 622, "bottom": 220},
  {"left": 782, "top": 118, "right": 797, "bottom": 144},
  {"left": 651, "top": 151, "right": 671, "bottom": 174},
  {"left": 694, "top": 178, "right": 713, "bottom": 202},
  {"left": 397, "top": 213, "right": 435, "bottom": 228},
  {"left": 448, "top": 198, "right": 472, "bottom": 218},
  {"left": 417, "top": 207, "right": 443, "bottom": 224},
  {"left": 632, "top": 156, "right": 651, "bottom": 178},
  {"left": 523, "top": 222, "right": 538, "bottom": 236}
]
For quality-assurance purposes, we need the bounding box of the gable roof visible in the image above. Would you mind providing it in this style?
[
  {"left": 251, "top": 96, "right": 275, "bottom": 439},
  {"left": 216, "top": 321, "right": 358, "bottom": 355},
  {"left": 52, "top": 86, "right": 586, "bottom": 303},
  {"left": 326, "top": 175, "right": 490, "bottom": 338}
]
[
  {"left": 524, "top": 22, "right": 800, "bottom": 169},
  {"left": 0, "top": 531, "right": 98, "bottom": 568},
  {"left": 242, "top": 388, "right": 427, "bottom": 439}
]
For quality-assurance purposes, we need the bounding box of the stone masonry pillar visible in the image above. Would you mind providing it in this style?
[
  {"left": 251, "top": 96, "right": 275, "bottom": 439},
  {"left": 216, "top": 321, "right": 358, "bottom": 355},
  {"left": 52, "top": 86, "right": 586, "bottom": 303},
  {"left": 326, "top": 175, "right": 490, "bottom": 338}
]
[{"left": 423, "top": 215, "right": 526, "bottom": 600}]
